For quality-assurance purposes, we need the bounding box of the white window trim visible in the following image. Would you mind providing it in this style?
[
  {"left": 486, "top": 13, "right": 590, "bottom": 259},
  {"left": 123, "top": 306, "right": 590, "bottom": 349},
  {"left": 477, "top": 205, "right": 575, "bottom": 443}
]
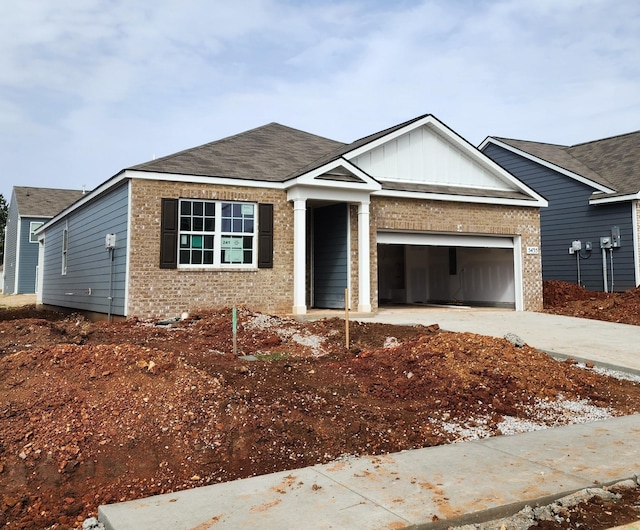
[
  {"left": 29, "top": 221, "right": 44, "bottom": 243},
  {"left": 177, "top": 199, "right": 258, "bottom": 269},
  {"left": 62, "top": 224, "right": 68, "bottom": 275}
]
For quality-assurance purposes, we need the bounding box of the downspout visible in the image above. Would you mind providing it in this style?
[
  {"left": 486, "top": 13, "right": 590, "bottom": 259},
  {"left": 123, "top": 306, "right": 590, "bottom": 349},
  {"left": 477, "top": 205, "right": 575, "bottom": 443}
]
[
  {"left": 108, "top": 246, "right": 114, "bottom": 322},
  {"left": 602, "top": 246, "right": 608, "bottom": 293}
]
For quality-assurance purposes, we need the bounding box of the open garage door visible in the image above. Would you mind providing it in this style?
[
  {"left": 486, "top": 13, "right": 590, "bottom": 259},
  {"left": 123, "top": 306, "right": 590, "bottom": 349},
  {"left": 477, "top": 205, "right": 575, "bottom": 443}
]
[{"left": 377, "top": 232, "right": 518, "bottom": 309}]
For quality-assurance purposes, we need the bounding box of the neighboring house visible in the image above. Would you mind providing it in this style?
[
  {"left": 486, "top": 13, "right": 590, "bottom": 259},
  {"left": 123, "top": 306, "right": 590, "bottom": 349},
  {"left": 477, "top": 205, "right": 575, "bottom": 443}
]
[
  {"left": 36, "top": 114, "right": 546, "bottom": 320},
  {"left": 2, "top": 187, "right": 85, "bottom": 294},
  {"left": 480, "top": 131, "right": 640, "bottom": 292}
]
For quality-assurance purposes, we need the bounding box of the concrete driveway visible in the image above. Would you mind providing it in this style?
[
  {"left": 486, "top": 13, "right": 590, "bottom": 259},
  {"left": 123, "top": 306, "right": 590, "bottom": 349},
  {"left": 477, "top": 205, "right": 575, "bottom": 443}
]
[{"left": 0, "top": 293, "right": 36, "bottom": 308}]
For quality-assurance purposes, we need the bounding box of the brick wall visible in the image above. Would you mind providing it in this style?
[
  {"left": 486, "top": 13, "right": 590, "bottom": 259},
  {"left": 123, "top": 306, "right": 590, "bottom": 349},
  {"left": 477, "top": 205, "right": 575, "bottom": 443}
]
[
  {"left": 127, "top": 179, "right": 294, "bottom": 318},
  {"left": 127, "top": 178, "right": 542, "bottom": 318},
  {"left": 369, "top": 197, "right": 543, "bottom": 311}
]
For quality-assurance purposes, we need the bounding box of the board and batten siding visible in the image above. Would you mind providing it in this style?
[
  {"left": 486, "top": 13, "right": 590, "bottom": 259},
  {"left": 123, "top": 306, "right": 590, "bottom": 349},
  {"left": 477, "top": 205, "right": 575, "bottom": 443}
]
[
  {"left": 41, "top": 183, "right": 129, "bottom": 315},
  {"left": 1, "top": 191, "right": 20, "bottom": 294},
  {"left": 483, "top": 144, "right": 635, "bottom": 292},
  {"left": 352, "top": 126, "right": 512, "bottom": 190}
]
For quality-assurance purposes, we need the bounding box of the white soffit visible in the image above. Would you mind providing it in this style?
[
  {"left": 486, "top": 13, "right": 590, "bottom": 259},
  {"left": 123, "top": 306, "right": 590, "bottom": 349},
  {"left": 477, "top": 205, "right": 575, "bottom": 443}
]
[{"left": 377, "top": 231, "right": 514, "bottom": 248}]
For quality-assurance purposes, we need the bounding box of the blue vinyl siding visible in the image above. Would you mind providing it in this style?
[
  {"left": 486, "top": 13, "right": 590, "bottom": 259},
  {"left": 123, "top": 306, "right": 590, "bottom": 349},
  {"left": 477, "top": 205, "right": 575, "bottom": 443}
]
[
  {"left": 16, "top": 217, "right": 46, "bottom": 293},
  {"left": 483, "top": 144, "right": 635, "bottom": 291},
  {"left": 2, "top": 191, "right": 20, "bottom": 294},
  {"left": 313, "top": 204, "right": 348, "bottom": 308},
  {"left": 41, "top": 183, "right": 129, "bottom": 315}
]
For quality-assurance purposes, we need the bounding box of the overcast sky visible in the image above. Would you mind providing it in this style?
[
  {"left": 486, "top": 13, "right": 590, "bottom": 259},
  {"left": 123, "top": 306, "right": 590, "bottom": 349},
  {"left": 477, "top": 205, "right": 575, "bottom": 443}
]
[{"left": 1, "top": 0, "right": 639, "bottom": 202}]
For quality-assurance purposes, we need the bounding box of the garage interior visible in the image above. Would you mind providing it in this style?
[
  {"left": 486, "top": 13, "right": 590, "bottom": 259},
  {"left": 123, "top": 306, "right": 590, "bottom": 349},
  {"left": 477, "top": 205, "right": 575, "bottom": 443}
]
[{"left": 377, "top": 238, "right": 516, "bottom": 309}]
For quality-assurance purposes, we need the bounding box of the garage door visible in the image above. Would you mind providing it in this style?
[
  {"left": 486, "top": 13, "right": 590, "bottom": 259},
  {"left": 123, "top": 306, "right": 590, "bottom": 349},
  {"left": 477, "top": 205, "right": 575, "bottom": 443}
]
[{"left": 377, "top": 232, "right": 517, "bottom": 308}]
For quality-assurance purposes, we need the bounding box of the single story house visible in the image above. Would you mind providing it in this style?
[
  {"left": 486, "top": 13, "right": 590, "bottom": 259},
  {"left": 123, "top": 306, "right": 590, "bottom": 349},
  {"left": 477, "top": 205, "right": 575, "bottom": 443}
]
[
  {"left": 2, "top": 186, "right": 85, "bottom": 294},
  {"left": 480, "top": 131, "right": 640, "bottom": 292},
  {"left": 36, "top": 114, "right": 546, "bottom": 319}
]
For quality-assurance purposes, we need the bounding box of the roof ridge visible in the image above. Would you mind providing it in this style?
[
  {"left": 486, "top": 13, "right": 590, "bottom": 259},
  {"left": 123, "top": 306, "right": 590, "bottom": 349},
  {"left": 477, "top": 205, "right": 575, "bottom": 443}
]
[
  {"left": 131, "top": 122, "right": 342, "bottom": 169},
  {"left": 569, "top": 129, "right": 640, "bottom": 148},
  {"left": 349, "top": 113, "right": 432, "bottom": 145},
  {"left": 130, "top": 123, "right": 282, "bottom": 168},
  {"left": 493, "top": 137, "right": 569, "bottom": 149}
]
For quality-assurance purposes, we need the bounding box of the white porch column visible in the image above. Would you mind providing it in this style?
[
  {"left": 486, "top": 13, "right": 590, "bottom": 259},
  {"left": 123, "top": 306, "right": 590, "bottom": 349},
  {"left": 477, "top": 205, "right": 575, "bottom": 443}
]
[
  {"left": 358, "top": 201, "right": 372, "bottom": 313},
  {"left": 292, "top": 198, "right": 307, "bottom": 315}
]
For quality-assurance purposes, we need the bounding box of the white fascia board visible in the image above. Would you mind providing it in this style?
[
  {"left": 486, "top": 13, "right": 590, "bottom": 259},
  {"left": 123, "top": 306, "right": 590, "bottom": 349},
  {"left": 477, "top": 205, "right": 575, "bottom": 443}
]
[
  {"left": 36, "top": 171, "right": 130, "bottom": 234},
  {"left": 35, "top": 169, "right": 286, "bottom": 234},
  {"left": 130, "top": 170, "right": 285, "bottom": 190},
  {"left": 285, "top": 158, "right": 381, "bottom": 192},
  {"left": 287, "top": 185, "right": 372, "bottom": 204},
  {"left": 589, "top": 192, "right": 640, "bottom": 205},
  {"left": 481, "top": 137, "right": 616, "bottom": 194},
  {"left": 373, "top": 189, "right": 547, "bottom": 208}
]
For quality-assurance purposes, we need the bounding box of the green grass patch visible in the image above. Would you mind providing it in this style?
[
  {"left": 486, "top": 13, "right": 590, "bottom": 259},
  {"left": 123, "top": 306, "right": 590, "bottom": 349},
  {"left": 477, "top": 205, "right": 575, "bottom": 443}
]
[{"left": 254, "top": 352, "right": 288, "bottom": 362}]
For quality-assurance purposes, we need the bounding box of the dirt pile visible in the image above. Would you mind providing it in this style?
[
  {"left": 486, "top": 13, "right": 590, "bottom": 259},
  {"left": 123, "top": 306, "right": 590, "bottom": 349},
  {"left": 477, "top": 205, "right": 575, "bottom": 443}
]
[
  {"left": 543, "top": 279, "right": 640, "bottom": 325},
  {"left": 1, "top": 288, "right": 640, "bottom": 529}
]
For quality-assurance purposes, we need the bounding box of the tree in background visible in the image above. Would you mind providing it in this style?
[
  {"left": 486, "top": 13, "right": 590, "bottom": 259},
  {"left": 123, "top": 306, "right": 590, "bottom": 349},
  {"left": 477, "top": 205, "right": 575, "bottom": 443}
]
[{"left": 0, "top": 194, "right": 8, "bottom": 264}]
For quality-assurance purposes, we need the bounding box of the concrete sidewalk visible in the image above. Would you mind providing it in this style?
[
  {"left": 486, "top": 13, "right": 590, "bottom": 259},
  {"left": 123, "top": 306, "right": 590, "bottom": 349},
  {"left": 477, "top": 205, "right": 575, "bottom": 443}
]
[
  {"left": 99, "top": 415, "right": 640, "bottom": 529},
  {"left": 99, "top": 308, "right": 640, "bottom": 529}
]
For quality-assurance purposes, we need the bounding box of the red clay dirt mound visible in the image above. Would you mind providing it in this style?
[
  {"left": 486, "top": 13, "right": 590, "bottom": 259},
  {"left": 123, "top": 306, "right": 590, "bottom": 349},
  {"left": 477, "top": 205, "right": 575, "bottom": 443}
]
[
  {"left": 2, "top": 292, "right": 640, "bottom": 529},
  {"left": 543, "top": 280, "right": 640, "bottom": 325}
]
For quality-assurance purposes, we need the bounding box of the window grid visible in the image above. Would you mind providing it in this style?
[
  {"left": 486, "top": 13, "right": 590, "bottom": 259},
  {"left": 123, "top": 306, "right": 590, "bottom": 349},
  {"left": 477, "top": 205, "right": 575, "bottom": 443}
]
[{"left": 178, "top": 200, "right": 256, "bottom": 267}]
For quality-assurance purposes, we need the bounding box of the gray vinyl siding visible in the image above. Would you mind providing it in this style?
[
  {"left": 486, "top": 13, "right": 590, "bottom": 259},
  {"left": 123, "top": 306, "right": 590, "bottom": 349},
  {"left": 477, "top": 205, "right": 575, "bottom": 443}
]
[
  {"left": 2, "top": 192, "right": 19, "bottom": 294},
  {"left": 41, "top": 183, "right": 129, "bottom": 315},
  {"left": 483, "top": 144, "right": 635, "bottom": 292}
]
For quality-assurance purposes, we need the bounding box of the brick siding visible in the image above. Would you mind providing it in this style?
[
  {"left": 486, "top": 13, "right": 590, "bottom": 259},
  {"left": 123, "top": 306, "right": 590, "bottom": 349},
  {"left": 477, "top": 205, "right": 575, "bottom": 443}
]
[
  {"left": 369, "top": 197, "right": 543, "bottom": 311},
  {"left": 127, "top": 179, "right": 542, "bottom": 318},
  {"left": 127, "top": 179, "right": 294, "bottom": 318}
]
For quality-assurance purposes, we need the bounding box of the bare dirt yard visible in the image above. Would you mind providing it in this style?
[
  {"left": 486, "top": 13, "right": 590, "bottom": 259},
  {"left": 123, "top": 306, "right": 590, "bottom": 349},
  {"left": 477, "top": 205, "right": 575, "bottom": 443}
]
[{"left": 1, "top": 281, "right": 640, "bottom": 529}]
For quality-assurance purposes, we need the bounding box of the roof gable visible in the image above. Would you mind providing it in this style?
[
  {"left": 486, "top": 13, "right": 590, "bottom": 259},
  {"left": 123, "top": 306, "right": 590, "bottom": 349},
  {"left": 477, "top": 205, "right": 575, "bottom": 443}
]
[
  {"left": 350, "top": 121, "right": 513, "bottom": 191},
  {"left": 286, "top": 158, "right": 381, "bottom": 193},
  {"left": 130, "top": 123, "right": 345, "bottom": 182},
  {"left": 483, "top": 130, "right": 640, "bottom": 197},
  {"left": 335, "top": 115, "right": 544, "bottom": 205},
  {"left": 12, "top": 186, "right": 86, "bottom": 218}
]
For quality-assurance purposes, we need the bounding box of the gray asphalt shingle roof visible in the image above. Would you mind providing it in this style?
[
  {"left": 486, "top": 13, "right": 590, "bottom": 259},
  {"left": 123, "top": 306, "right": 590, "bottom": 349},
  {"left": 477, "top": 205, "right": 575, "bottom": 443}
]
[
  {"left": 128, "top": 115, "right": 539, "bottom": 202},
  {"left": 494, "top": 130, "right": 640, "bottom": 196},
  {"left": 131, "top": 115, "right": 435, "bottom": 182},
  {"left": 131, "top": 123, "right": 346, "bottom": 182},
  {"left": 13, "top": 187, "right": 87, "bottom": 218}
]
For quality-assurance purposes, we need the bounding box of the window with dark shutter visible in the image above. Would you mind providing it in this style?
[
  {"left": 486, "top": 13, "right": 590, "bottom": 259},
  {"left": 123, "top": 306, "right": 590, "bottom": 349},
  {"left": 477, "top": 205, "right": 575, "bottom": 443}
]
[
  {"left": 258, "top": 203, "right": 273, "bottom": 268},
  {"left": 160, "top": 198, "right": 178, "bottom": 269}
]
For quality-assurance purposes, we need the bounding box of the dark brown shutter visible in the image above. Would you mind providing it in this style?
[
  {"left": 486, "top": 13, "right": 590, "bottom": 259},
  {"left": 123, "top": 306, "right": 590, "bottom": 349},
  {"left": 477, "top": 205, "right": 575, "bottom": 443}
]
[
  {"left": 160, "top": 198, "right": 178, "bottom": 269},
  {"left": 258, "top": 203, "right": 273, "bottom": 269}
]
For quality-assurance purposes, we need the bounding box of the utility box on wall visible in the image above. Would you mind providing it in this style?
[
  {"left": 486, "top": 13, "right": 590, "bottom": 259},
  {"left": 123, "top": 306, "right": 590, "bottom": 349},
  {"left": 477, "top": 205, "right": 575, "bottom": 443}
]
[
  {"left": 600, "top": 236, "right": 611, "bottom": 249},
  {"left": 105, "top": 233, "right": 117, "bottom": 249},
  {"left": 611, "top": 226, "right": 621, "bottom": 247}
]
